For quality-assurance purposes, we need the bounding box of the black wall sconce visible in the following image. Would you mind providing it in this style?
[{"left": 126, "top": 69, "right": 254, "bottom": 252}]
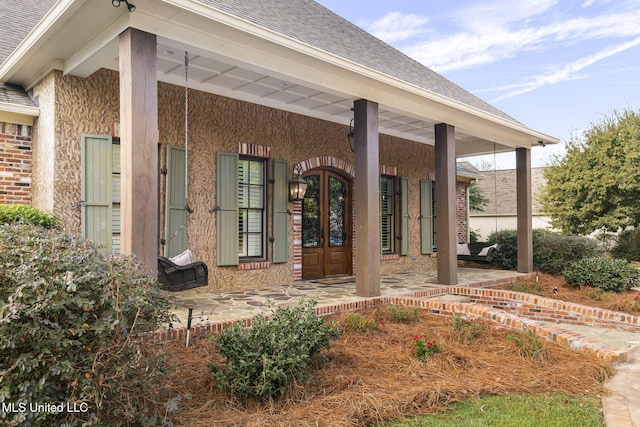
[
  {"left": 347, "top": 118, "right": 355, "bottom": 152},
  {"left": 112, "top": 0, "right": 136, "bottom": 12},
  {"left": 288, "top": 165, "right": 308, "bottom": 202}
]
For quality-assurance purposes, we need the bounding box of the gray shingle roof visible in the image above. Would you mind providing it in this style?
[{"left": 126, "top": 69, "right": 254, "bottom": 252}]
[
  {"left": 0, "top": 0, "right": 57, "bottom": 66},
  {"left": 0, "top": 0, "right": 519, "bottom": 125},
  {"left": 198, "top": 0, "right": 520, "bottom": 124},
  {"left": 0, "top": 83, "right": 36, "bottom": 107}
]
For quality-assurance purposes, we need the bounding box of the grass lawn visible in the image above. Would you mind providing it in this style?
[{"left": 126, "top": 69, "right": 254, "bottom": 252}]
[{"left": 382, "top": 393, "right": 604, "bottom": 427}]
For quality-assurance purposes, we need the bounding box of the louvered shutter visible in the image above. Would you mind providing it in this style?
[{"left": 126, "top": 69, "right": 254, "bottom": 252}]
[
  {"left": 272, "top": 159, "right": 288, "bottom": 263},
  {"left": 81, "top": 134, "right": 113, "bottom": 252},
  {"left": 420, "top": 179, "right": 433, "bottom": 254},
  {"left": 380, "top": 176, "right": 394, "bottom": 253},
  {"left": 399, "top": 176, "right": 409, "bottom": 255},
  {"left": 216, "top": 152, "right": 239, "bottom": 266}
]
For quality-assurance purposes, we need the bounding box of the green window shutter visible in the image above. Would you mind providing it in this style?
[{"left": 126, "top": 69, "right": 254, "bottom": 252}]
[
  {"left": 216, "top": 152, "right": 239, "bottom": 266},
  {"left": 272, "top": 159, "right": 288, "bottom": 263},
  {"left": 81, "top": 134, "right": 113, "bottom": 252},
  {"left": 400, "top": 176, "right": 409, "bottom": 255},
  {"left": 420, "top": 179, "right": 433, "bottom": 254},
  {"left": 165, "top": 145, "right": 187, "bottom": 258}
]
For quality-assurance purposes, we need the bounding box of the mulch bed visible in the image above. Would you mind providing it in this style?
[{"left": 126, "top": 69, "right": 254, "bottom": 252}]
[
  {"left": 160, "top": 302, "right": 615, "bottom": 426},
  {"left": 505, "top": 272, "right": 640, "bottom": 314}
]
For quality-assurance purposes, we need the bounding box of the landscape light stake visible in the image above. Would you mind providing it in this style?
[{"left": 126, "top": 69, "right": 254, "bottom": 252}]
[{"left": 186, "top": 308, "right": 193, "bottom": 348}]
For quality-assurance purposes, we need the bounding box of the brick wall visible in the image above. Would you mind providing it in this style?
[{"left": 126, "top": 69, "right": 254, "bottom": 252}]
[
  {"left": 456, "top": 182, "right": 467, "bottom": 243},
  {"left": 0, "top": 122, "right": 32, "bottom": 205}
]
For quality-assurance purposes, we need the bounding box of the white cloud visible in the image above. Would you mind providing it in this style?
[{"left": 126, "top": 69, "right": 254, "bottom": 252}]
[
  {"left": 490, "top": 36, "right": 640, "bottom": 102},
  {"left": 455, "top": 0, "right": 559, "bottom": 31},
  {"left": 405, "top": 12, "right": 640, "bottom": 73},
  {"left": 364, "top": 12, "right": 429, "bottom": 43}
]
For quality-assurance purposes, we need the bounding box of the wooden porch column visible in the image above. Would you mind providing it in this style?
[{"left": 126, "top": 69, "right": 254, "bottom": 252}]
[
  {"left": 516, "top": 147, "right": 533, "bottom": 273},
  {"left": 435, "top": 123, "right": 457, "bottom": 285},
  {"left": 354, "top": 99, "right": 381, "bottom": 297},
  {"left": 119, "top": 28, "right": 158, "bottom": 274}
]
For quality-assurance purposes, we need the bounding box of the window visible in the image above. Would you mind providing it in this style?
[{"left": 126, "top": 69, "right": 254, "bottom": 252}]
[
  {"left": 238, "top": 157, "right": 266, "bottom": 259},
  {"left": 216, "top": 151, "right": 286, "bottom": 267},
  {"left": 380, "top": 175, "right": 395, "bottom": 254}
]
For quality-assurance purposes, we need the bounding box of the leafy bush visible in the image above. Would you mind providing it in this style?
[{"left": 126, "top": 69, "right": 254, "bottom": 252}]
[
  {"left": 534, "top": 233, "right": 601, "bottom": 275},
  {"left": 0, "top": 224, "right": 176, "bottom": 426},
  {"left": 411, "top": 335, "right": 440, "bottom": 361},
  {"left": 487, "top": 229, "right": 520, "bottom": 270},
  {"left": 611, "top": 229, "right": 640, "bottom": 262},
  {"left": 449, "top": 316, "right": 489, "bottom": 343},
  {"left": 0, "top": 204, "right": 60, "bottom": 229},
  {"left": 487, "top": 229, "right": 601, "bottom": 274},
  {"left": 209, "top": 299, "right": 341, "bottom": 399},
  {"left": 506, "top": 330, "right": 546, "bottom": 360},
  {"left": 345, "top": 312, "right": 381, "bottom": 332},
  {"left": 563, "top": 257, "right": 640, "bottom": 292},
  {"left": 375, "top": 305, "right": 420, "bottom": 324}
]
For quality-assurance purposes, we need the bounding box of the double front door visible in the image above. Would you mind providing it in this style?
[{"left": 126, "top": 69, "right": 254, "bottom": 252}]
[{"left": 302, "top": 169, "right": 352, "bottom": 279}]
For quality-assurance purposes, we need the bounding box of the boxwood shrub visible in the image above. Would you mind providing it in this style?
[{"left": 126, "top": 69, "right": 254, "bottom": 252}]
[
  {"left": 0, "top": 223, "right": 176, "bottom": 426},
  {"left": 487, "top": 229, "right": 601, "bottom": 274},
  {"left": 0, "top": 204, "right": 60, "bottom": 229},
  {"left": 563, "top": 257, "right": 640, "bottom": 292}
]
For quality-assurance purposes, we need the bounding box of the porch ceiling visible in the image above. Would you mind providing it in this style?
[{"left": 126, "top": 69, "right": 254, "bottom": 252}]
[{"left": 0, "top": 0, "right": 557, "bottom": 157}]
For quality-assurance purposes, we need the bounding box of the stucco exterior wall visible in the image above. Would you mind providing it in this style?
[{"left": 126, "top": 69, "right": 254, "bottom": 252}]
[
  {"left": 31, "top": 72, "right": 56, "bottom": 213},
  {"left": 32, "top": 70, "right": 119, "bottom": 230},
  {"left": 36, "top": 68, "right": 475, "bottom": 290}
]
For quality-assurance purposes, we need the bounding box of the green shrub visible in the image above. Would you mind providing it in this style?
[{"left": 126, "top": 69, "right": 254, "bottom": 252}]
[
  {"left": 345, "top": 312, "right": 381, "bottom": 332},
  {"left": 449, "top": 316, "right": 489, "bottom": 343},
  {"left": 487, "top": 229, "right": 519, "bottom": 270},
  {"left": 0, "top": 223, "right": 176, "bottom": 426},
  {"left": 0, "top": 204, "right": 60, "bottom": 229},
  {"left": 506, "top": 330, "right": 546, "bottom": 360},
  {"left": 209, "top": 299, "right": 341, "bottom": 399},
  {"left": 563, "top": 257, "right": 640, "bottom": 292},
  {"left": 487, "top": 229, "right": 601, "bottom": 274},
  {"left": 611, "top": 229, "right": 640, "bottom": 262},
  {"left": 534, "top": 233, "right": 601, "bottom": 275},
  {"left": 411, "top": 335, "right": 440, "bottom": 361},
  {"left": 375, "top": 305, "right": 420, "bottom": 324}
]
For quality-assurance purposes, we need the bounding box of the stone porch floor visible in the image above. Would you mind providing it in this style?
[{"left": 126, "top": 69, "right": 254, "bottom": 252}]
[{"left": 165, "top": 268, "right": 526, "bottom": 328}]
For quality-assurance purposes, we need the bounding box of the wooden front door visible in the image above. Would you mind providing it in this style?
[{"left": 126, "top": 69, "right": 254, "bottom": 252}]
[{"left": 302, "top": 169, "right": 352, "bottom": 279}]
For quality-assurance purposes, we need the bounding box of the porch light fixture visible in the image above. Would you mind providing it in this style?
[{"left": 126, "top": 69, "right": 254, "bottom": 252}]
[
  {"left": 538, "top": 140, "right": 546, "bottom": 147},
  {"left": 288, "top": 165, "right": 308, "bottom": 202},
  {"left": 347, "top": 118, "right": 355, "bottom": 152},
  {"left": 112, "top": 0, "right": 136, "bottom": 12}
]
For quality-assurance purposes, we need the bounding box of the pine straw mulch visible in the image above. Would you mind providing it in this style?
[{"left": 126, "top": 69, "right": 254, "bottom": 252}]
[
  {"left": 159, "top": 306, "right": 615, "bottom": 427},
  {"left": 503, "top": 272, "right": 640, "bottom": 314}
]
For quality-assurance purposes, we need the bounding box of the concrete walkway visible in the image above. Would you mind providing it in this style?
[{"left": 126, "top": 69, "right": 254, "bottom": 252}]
[
  {"left": 602, "top": 345, "right": 640, "bottom": 427},
  {"left": 162, "top": 268, "right": 640, "bottom": 427}
]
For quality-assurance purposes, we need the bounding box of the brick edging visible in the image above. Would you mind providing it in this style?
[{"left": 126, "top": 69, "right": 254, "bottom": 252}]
[
  {"left": 143, "top": 274, "right": 634, "bottom": 362},
  {"left": 450, "top": 287, "right": 640, "bottom": 331}
]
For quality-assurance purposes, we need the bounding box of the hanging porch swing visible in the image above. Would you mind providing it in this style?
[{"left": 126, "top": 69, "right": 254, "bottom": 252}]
[{"left": 157, "top": 51, "right": 209, "bottom": 291}]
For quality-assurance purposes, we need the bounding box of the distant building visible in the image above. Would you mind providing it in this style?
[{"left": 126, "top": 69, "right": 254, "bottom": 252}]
[{"left": 470, "top": 167, "right": 553, "bottom": 240}]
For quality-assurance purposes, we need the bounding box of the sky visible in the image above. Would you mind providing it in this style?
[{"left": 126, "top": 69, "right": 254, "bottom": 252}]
[{"left": 314, "top": 0, "right": 640, "bottom": 170}]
